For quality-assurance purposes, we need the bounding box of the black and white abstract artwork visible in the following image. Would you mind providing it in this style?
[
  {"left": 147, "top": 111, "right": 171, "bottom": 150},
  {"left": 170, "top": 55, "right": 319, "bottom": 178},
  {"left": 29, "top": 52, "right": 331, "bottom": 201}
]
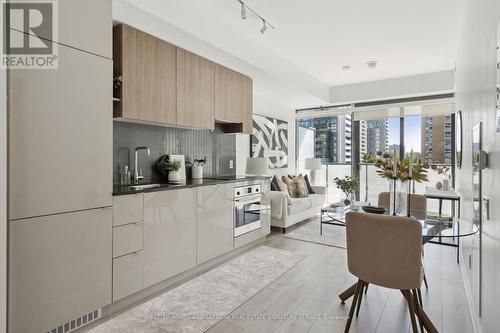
[{"left": 251, "top": 114, "right": 288, "bottom": 168}]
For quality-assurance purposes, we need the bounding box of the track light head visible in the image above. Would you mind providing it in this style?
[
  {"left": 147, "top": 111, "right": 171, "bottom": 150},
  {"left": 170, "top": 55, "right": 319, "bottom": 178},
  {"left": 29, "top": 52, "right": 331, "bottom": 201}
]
[
  {"left": 260, "top": 20, "right": 267, "bottom": 34},
  {"left": 240, "top": 1, "right": 247, "bottom": 19}
]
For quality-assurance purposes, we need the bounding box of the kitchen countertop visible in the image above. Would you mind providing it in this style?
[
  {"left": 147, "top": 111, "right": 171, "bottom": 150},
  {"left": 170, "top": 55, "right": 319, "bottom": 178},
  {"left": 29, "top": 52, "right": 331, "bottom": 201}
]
[{"left": 113, "top": 175, "right": 272, "bottom": 196}]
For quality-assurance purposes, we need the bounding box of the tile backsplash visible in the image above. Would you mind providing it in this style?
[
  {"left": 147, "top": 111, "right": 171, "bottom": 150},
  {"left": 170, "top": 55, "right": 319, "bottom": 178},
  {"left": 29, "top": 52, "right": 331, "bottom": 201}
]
[{"left": 113, "top": 121, "right": 236, "bottom": 183}]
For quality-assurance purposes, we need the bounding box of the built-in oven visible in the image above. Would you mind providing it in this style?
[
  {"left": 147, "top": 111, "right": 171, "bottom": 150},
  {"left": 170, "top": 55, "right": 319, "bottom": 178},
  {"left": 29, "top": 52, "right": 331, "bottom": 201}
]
[{"left": 234, "top": 184, "right": 262, "bottom": 237}]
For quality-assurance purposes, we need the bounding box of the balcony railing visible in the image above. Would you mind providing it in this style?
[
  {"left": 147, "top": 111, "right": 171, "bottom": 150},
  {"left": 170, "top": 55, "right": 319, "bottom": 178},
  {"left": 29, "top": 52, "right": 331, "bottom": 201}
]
[{"left": 301, "top": 162, "right": 454, "bottom": 216}]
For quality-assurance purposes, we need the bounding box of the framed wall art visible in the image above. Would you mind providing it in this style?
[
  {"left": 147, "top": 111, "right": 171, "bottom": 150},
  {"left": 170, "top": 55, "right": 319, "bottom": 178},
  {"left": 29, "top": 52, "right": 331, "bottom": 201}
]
[{"left": 251, "top": 114, "right": 288, "bottom": 169}]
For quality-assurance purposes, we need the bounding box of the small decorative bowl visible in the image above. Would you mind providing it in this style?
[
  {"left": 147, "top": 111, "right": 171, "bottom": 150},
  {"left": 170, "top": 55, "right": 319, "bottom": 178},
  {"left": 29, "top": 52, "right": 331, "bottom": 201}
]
[{"left": 362, "top": 206, "right": 386, "bottom": 214}]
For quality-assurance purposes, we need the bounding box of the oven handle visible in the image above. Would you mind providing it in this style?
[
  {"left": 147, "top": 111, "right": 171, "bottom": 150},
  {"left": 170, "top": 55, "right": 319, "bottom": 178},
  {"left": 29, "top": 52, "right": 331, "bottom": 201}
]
[{"left": 234, "top": 197, "right": 261, "bottom": 205}]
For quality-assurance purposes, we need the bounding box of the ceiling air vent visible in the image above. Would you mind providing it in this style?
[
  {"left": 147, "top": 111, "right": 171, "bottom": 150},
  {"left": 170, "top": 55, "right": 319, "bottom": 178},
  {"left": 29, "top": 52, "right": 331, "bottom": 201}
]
[{"left": 45, "top": 308, "right": 102, "bottom": 333}]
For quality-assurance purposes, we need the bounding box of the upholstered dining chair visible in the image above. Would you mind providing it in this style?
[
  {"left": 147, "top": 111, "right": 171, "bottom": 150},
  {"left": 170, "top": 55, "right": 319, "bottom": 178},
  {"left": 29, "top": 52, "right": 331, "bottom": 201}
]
[
  {"left": 377, "top": 192, "right": 427, "bottom": 220},
  {"left": 344, "top": 212, "right": 428, "bottom": 333}
]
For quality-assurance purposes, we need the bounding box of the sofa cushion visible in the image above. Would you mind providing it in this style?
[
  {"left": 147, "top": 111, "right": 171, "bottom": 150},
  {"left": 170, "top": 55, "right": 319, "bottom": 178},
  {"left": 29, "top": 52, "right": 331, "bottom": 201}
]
[
  {"left": 286, "top": 194, "right": 325, "bottom": 216},
  {"left": 287, "top": 197, "right": 312, "bottom": 215},
  {"left": 309, "top": 193, "right": 325, "bottom": 208}
]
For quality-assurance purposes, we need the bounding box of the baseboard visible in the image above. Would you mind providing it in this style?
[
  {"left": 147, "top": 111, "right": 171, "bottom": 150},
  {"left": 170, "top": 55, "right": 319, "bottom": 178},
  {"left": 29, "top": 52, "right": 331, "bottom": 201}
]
[{"left": 459, "top": 251, "right": 483, "bottom": 333}]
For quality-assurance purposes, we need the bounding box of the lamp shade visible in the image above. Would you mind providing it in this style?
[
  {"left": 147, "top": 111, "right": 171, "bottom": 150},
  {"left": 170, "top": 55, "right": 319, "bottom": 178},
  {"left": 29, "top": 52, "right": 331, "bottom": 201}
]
[
  {"left": 304, "top": 158, "right": 322, "bottom": 170},
  {"left": 245, "top": 157, "right": 269, "bottom": 176}
]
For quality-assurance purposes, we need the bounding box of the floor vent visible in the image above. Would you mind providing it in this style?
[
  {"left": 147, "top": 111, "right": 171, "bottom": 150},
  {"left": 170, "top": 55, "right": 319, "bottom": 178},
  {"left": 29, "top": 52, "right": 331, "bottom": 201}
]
[{"left": 46, "top": 308, "right": 101, "bottom": 333}]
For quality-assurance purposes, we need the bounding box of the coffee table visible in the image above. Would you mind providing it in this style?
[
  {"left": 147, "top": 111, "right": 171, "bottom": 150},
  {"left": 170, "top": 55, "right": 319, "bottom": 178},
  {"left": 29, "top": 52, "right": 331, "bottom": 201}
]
[{"left": 320, "top": 202, "right": 368, "bottom": 234}]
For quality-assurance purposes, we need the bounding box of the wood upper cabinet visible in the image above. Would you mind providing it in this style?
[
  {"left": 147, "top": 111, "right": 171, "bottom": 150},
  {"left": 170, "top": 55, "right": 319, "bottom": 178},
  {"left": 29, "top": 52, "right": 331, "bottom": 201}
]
[
  {"left": 113, "top": 24, "right": 177, "bottom": 125},
  {"left": 215, "top": 64, "right": 253, "bottom": 134},
  {"left": 177, "top": 48, "right": 215, "bottom": 129},
  {"left": 114, "top": 25, "right": 253, "bottom": 131},
  {"left": 242, "top": 75, "right": 254, "bottom": 135}
]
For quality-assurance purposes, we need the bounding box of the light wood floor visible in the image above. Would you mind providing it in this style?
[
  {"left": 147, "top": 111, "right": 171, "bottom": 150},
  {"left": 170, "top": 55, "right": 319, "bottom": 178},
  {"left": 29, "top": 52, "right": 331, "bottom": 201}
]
[{"left": 207, "top": 219, "right": 473, "bottom": 333}]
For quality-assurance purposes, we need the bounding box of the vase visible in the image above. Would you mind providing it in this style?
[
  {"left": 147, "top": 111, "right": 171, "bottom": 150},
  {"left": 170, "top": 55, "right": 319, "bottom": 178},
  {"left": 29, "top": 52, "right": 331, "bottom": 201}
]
[
  {"left": 343, "top": 192, "right": 356, "bottom": 206},
  {"left": 168, "top": 171, "right": 181, "bottom": 183},
  {"left": 389, "top": 179, "right": 408, "bottom": 216}
]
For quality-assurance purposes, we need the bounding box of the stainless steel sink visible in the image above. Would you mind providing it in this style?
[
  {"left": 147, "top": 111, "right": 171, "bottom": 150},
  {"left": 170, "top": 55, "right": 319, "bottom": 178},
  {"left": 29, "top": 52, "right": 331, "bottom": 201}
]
[{"left": 126, "top": 183, "right": 163, "bottom": 190}]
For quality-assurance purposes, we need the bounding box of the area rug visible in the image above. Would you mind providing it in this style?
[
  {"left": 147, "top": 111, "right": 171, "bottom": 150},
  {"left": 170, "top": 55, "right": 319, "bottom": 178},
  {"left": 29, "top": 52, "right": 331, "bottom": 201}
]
[
  {"left": 284, "top": 218, "right": 347, "bottom": 249},
  {"left": 86, "top": 246, "right": 305, "bottom": 333}
]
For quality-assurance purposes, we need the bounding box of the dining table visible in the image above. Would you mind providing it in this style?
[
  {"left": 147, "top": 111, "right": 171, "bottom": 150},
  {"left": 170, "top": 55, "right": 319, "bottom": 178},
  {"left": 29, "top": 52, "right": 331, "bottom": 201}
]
[{"left": 327, "top": 204, "right": 479, "bottom": 333}]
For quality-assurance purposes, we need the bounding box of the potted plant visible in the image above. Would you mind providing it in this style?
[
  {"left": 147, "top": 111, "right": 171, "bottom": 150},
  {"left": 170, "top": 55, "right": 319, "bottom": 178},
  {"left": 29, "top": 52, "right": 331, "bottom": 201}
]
[
  {"left": 333, "top": 176, "right": 360, "bottom": 205},
  {"left": 166, "top": 158, "right": 182, "bottom": 183},
  {"left": 374, "top": 151, "right": 429, "bottom": 183}
]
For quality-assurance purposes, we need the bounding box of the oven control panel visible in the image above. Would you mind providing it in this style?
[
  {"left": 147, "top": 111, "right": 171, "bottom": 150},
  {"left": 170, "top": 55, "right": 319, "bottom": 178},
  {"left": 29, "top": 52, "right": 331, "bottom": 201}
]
[{"left": 234, "top": 184, "right": 261, "bottom": 198}]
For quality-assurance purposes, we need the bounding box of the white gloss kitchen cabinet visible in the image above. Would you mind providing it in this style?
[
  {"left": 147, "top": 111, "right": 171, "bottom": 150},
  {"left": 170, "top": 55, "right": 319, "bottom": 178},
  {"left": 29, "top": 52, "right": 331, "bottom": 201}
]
[
  {"left": 9, "top": 36, "right": 112, "bottom": 220},
  {"left": 143, "top": 189, "right": 197, "bottom": 288},
  {"left": 13, "top": 0, "right": 112, "bottom": 58},
  {"left": 9, "top": 208, "right": 112, "bottom": 333},
  {"left": 7, "top": 0, "right": 113, "bottom": 331},
  {"left": 196, "top": 184, "right": 234, "bottom": 264}
]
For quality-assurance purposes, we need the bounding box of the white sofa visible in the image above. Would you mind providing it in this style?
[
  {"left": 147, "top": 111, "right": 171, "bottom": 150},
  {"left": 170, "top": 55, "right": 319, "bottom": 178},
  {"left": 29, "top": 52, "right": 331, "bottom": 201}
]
[{"left": 266, "top": 186, "right": 326, "bottom": 232}]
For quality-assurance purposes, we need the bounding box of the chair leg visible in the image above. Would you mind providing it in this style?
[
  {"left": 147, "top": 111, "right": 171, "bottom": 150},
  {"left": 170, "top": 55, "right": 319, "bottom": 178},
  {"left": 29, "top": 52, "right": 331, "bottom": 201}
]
[
  {"left": 412, "top": 289, "right": 424, "bottom": 333},
  {"left": 417, "top": 288, "right": 423, "bottom": 309},
  {"left": 344, "top": 279, "right": 362, "bottom": 333},
  {"left": 402, "top": 290, "right": 419, "bottom": 333},
  {"left": 423, "top": 274, "right": 429, "bottom": 289},
  {"left": 355, "top": 281, "right": 365, "bottom": 317}
]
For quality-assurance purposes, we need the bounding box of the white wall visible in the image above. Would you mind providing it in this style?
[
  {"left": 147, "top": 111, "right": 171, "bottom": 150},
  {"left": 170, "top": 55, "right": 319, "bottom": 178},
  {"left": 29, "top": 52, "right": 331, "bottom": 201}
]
[
  {"left": 329, "top": 70, "right": 455, "bottom": 104},
  {"left": 455, "top": 1, "right": 500, "bottom": 332}
]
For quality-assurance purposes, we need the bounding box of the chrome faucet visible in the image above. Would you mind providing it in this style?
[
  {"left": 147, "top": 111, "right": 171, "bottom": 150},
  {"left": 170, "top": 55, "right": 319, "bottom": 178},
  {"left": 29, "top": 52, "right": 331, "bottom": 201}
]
[{"left": 134, "top": 146, "right": 151, "bottom": 184}]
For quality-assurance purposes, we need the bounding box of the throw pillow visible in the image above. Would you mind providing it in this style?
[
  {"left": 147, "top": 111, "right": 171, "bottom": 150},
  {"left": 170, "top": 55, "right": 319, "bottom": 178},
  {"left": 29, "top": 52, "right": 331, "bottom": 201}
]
[
  {"left": 270, "top": 181, "right": 278, "bottom": 191},
  {"left": 275, "top": 175, "right": 289, "bottom": 193},
  {"left": 303, "top": 174, "right": 315, "bottom": 194},
  {"left": 282, "top": 176, "right": 308, "bottom": 198},
  {"left": 271, "top": 175, "right": 280, "bottom": 191},
  {"left": 297, "top": 174, "right": 310, "bottom": 195}
]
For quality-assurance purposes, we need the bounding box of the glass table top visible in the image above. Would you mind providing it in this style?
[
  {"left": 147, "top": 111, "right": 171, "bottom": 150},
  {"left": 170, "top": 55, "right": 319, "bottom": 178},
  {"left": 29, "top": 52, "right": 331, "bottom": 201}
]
[{"left": 321, "top": 203, "right": 479, "bottom": 239}]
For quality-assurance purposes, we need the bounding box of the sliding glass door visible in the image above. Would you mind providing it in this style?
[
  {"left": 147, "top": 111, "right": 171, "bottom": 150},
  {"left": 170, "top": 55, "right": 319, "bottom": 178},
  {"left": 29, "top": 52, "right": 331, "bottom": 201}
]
[
  {"left": 296, "top": 100, "right": 455, "bottom": 214},
  {"left": 356, "top": 102, "right": 455, "bottom": 214},
  {"left": 296, "top": 106, "right": 353, "bottom": 204}
]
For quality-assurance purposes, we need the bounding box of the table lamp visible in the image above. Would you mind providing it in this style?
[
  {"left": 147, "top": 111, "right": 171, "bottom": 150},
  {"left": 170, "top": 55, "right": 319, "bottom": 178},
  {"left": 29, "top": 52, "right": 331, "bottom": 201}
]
[
  {"left": 246, "top": 157, "right": 269, "bottom": 176},
  {"left": 304, "top": 158, "right": 322, "bottom": 184}
]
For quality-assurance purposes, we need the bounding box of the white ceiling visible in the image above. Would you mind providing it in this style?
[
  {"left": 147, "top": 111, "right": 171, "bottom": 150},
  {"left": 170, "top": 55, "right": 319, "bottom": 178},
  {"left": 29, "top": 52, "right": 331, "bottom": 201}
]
[
  {"left": 214, "top": 0, "right": 465, "bottom": 87},
  {"left": 122, "top": 0, "right": 465, "bottom": 104}
]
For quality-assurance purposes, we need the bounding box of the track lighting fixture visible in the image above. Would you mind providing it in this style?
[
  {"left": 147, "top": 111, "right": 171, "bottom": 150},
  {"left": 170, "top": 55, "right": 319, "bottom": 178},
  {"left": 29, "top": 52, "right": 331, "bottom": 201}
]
[
  {"left": 240, "top": 1, "right": 247, "bottom": 19},
  {"left": 260, "top": 20, "right": 267, "bottom": 34},
  {"left": 234, "top": 0, "right": 275, "bottom": 34}
]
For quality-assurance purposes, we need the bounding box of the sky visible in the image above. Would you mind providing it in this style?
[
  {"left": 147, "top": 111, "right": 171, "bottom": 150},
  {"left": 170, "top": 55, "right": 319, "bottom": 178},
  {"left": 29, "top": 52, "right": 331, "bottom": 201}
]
[{"left": 388, "top": 116, "right": 421, "bottom": 152}]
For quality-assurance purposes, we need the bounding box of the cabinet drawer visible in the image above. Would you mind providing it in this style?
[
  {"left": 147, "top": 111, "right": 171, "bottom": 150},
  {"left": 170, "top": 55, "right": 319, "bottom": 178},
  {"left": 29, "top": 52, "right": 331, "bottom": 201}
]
[
  {"left": 113, "top": 194, "right": 144, "bottom": 227},
  {"left": 113, "top": 252, "right": 144, "bottom": 301},
  {"left": 113, "top": 223, "right": 144, "bottom": 258}
]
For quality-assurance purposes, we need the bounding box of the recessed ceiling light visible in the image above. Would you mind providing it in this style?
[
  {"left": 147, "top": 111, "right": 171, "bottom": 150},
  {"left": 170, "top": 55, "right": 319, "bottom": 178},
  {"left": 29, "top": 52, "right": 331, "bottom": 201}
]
[
  {"left": 366, "top": 61, "right": 378, "bottom": 68},
  {"left": 342, "top": 65, "right": 351, "bottom": 71}
]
